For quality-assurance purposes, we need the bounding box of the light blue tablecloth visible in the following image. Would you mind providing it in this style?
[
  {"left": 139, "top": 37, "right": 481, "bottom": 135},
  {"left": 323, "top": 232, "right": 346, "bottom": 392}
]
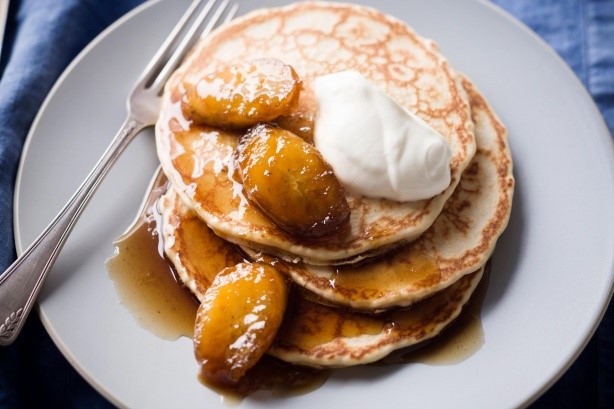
[{"left": 0, "top": 0, "right": 612, "bottom": 407}]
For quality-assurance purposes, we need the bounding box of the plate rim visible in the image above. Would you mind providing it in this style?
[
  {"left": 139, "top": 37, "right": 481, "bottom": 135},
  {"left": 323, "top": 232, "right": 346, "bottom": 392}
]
[
  {"left": 478, "top": 0, "right": 614, "bottom": 406},
  {"left": 13, "top": 0, "right": 167, "bottom": 254},
  {"left": 12, "top": 0, "right": 614, "bottom": 408},
  {"left": 12, "top": 0, "right": 168, "bottom": 407}
]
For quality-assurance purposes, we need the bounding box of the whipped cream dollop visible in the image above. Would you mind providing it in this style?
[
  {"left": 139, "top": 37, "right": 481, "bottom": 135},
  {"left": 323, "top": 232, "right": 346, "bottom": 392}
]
[{"left": 313, "top": 71, "right": 452, "bottom": 202}]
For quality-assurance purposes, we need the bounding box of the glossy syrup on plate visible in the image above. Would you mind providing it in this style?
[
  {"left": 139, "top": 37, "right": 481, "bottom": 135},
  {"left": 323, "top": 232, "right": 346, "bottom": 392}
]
[
  {"left": 106, "top": 187, "right": 488, "bottom": 400},
  {"left": 106, "top": 214, "right": 198, "bottom": 340},
  {"left": 379, "top": 268, "right": 488, "bottom": 366},
  {"left": 105, "top": 197, "right": 331, "bottom": 399}
]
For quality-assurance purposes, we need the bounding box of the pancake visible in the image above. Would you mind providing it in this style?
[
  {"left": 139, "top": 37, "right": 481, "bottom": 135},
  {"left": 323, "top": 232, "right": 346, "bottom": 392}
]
[
  {"left": 156, "top": 1, "right": 476, "bottom": 265},
  {"left": 243, "top": 78, "right": 514, "bottom": 310},
  {"left": 159, "top": 187, "right": 484, "bottom": 367}
]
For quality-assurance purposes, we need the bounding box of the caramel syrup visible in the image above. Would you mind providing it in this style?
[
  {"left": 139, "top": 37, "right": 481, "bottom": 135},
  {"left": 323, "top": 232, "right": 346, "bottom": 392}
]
[
  {"left": 106, "top": 192, "right": 487, "bottom": 399},
  {"left": 408, "top": 274, "right": 488, "bottom": 365},
  {"left": 105, "top": 201, "right": 330, "bottom": 399},
  {"left": 379, "top": 269, "right": 489, "bottom": 366},
  {"left": 106, "top": 216, "right": 198, "bottom": 340},
  {"left": 199, "top": 355, "right": 330, "bottom": 405}
]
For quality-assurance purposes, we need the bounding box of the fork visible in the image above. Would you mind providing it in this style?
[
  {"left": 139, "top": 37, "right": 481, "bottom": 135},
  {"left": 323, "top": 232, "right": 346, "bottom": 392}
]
[{"left": 0, "top": 0, "right": 238, "bottom": 346}]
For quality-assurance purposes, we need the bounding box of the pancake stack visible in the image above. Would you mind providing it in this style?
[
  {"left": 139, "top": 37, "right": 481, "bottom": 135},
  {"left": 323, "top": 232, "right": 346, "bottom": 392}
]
[{"left": 155, "top": 2, "right": 513, "bottom": 372}]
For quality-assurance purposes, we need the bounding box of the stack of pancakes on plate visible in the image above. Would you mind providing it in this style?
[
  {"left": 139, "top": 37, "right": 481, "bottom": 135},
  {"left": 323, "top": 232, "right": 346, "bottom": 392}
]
[{"left": 155, "top": 1, "right": 514, "bottom": 369}]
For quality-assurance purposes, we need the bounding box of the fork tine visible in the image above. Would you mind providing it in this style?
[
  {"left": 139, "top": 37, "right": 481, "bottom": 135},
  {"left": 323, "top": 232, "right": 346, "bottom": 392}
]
[
  {"left": 136, "top": 0, "right": 210, "bottom": 88},
  {"left": 224, "top": 3, "right": 240, "bottom": 24},
  {"left": 151, "top": 0, "right": 235, "bottom": 94}
]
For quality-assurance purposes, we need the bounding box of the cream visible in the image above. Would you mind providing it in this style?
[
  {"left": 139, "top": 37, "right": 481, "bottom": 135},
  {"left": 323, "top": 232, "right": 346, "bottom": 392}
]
[{"left": 313, "top": 71, "right": 451, "bottom": 202}]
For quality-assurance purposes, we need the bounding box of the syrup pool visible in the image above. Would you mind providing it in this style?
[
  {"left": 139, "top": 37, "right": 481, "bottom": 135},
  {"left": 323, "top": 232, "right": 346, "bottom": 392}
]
[{"left": 105, "top": 183, "right": 488, "bottom": 399}]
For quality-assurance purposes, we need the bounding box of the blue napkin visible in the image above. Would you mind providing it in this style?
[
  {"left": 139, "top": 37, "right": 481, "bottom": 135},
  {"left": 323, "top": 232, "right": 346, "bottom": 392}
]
[
  {"left": 0, "top": 0, "right": 612, "bottom": 407},
  {"left": 0, "top": 1, "right": 145, "bottom": 407}
]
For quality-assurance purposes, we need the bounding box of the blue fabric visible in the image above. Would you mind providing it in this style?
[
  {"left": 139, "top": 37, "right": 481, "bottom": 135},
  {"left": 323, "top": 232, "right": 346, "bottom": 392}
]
[
  {"left": 492, "top": 0, "right": 614, "bottom": 142},
  {"left": 0, "top": 0, "right": 612, "bottom": 407},
  {"left": 0, "top": 1, "right": 145, "bottom": 407}
]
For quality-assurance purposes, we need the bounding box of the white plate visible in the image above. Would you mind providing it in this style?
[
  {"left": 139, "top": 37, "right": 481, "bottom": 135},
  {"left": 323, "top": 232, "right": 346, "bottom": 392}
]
[{"left": 14, "top": 0, "right": 614, "bottom": 408}]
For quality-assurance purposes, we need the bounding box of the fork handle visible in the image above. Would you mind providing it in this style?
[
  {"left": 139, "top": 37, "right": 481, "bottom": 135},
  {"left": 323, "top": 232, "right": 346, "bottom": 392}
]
[{"left": 0, "top": 116, "right": 147, "bottom": 346}]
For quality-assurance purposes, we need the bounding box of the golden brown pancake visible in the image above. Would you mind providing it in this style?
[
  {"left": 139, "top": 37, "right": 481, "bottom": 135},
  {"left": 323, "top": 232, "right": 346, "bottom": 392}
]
[
  {"left": 242, "top": 78, "right": 514, "bottom": 310},
  {"left": 270, "top": 269, "right": 483, "bottom": 367},
  {"left": 156, "top": 1, "right": 476, "bottom": 265},
  {"left": 159, "top": 187, "right": 484, "bottom": 367}
]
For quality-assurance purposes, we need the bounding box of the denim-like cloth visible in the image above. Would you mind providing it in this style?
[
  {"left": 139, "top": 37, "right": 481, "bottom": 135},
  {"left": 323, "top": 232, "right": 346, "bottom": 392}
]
[
  {"left": 0, "top": 2, "right": 145, "bottom": 407},
  {"left": 0, "top": 0, "right": 612, "bottom": 407}
]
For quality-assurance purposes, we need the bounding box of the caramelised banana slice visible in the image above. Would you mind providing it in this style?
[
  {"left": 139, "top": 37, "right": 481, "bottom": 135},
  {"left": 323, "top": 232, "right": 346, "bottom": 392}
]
[
  {"left": 237, "top": 124, "right": 350, "bottom": 239},
  {"left": 182, "top": 58, "right": 300, "bottom": 129},
  {"left": 194, "top": 262, "right": 288, "bottom": 385}
]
